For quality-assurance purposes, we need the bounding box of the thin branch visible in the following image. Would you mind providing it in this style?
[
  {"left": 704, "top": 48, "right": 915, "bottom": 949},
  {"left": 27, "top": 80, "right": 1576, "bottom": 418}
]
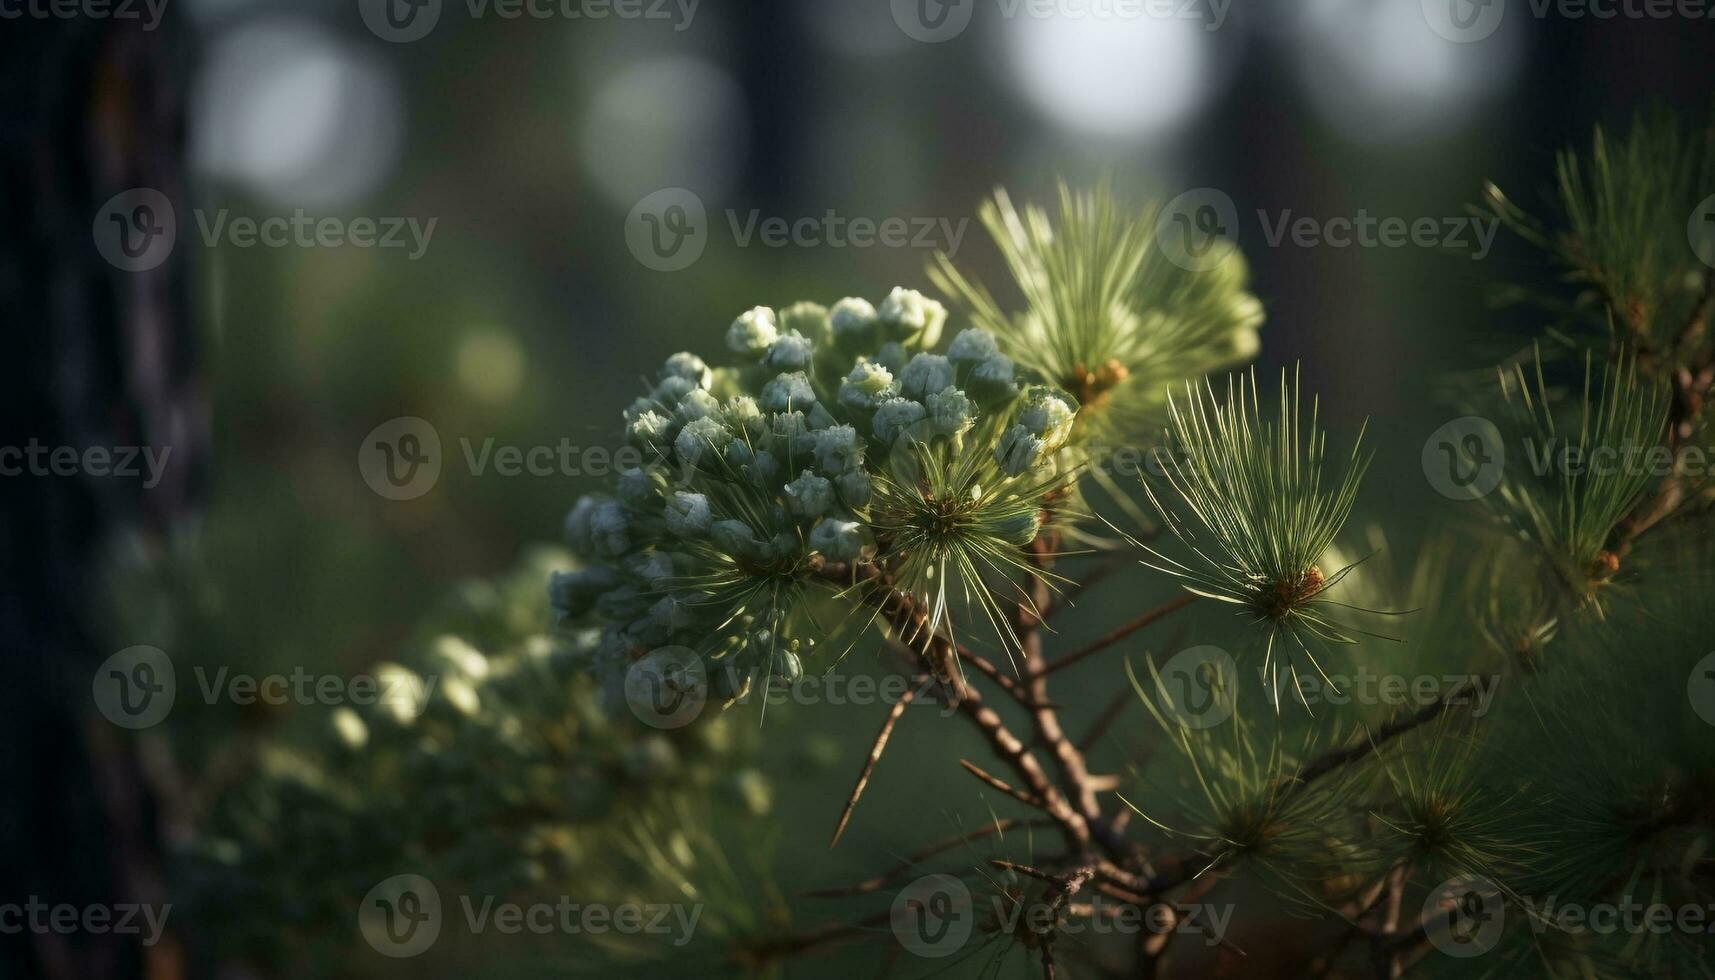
[
  {"left": 960, "top": 759, "right": 1042, "bottom": 809},
  {"left": 803, "top": 817, "right": 1052, "bottom": 898},
  {"left": 828, "top": 679, "right": 920, "bottom": 848},
  {"left": 1027, "top": 593, "right": 1198, "bottom": 682}
]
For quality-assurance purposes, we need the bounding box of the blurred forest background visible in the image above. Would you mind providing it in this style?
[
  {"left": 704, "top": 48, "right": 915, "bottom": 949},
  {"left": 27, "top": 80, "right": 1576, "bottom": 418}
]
[{"left": 4, "top": 0, "right": 1715, "bottom": 976}]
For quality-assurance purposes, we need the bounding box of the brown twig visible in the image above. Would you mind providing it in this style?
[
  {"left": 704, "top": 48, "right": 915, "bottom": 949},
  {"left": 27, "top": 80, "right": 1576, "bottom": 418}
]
[
  {"left": 828, "top": 678, "right": 921, "bottom": 848},
  {"left": 1027, "top": 593, "right": 1198, "bottom": 682},
  {"left": 803, "top": 817, "right": 1052, "bottom": 898}
]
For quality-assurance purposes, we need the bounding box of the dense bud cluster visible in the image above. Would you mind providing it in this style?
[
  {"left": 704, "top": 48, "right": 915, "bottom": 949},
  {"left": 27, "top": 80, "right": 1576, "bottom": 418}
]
[{"left": 554, "top": 289, "right": 1083, "bottom": 699}]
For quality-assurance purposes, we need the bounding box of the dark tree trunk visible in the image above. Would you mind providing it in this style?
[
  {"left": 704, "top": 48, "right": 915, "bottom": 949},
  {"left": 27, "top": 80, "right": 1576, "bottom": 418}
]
[{"left": 0, "top": 13, "right": 200, "bottom": 980}]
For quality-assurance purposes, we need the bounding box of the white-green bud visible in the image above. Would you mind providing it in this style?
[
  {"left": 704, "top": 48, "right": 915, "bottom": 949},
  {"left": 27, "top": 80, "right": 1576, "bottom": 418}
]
[
  {"left": 762, "top": 332, "right": 815, "bottom": 372},
  {"left": 676, "top": 388, "right": 722, "bottom": 423},
  {"left": 809, "top": 516, "right": 869, "bottom": 561},
  {"left": 967, "top": 354, "right": 1018, "bottom": 404},
  {"left": 725, "top": 395, "right": 764, "bottom": 432},
  {"left": 675, "top": 415, "right": 732, "bottom": 467},
  {"left": 995, "top": 424, "right": 1048, "bottom": 477},
  {"left": 872, "top": 397, "right": 927, "bottom": 445},
  {"left": 617, "top": 465, "right": 666, "bottom": 506},
  {"left": 661, "top": 351, "right": 712, "bottom": 389},
  {"left": 761, "top": 372, "right": 817, "bottom": 412},
  {"left": 330, "top": 707, "right": 368, "bottom": 750},
  {"left": 710, "top": 519, "right": 764, "bottom": 558},
  {"left": 784, "top": 469, "right": 834, "bottom": 519},
  {"left": 1018, "top": 387, "right": 1077, "bottom": 449},
  {"left": 878, "top": 286, "right": 947, "bottom": 348},
  {"left": 830, "top": 297, "right": 881, "bottom": 352},
  {"left": 650, "top": 374, "right": 697, "bottom": 408},
  {"left": 838, "top": 359, "right": 897, "bottom": 411},
  {"left": 813, "top": 424, "right": 864, "bottom": 475},
  {"left": 926, "top": 385, "right": 975, "bottom": 437},
  {"left": 898, "top": 353, "right": 954, "bottom": 401},
  {"left": 838, "top": 469, "right": 872, "bottom": 507},
  {"left": 665, "top": 491, "right": 712, "bottom": 537},
  {"left": 769, "top": 411, "right": 815, "bottom": 455},
  {"left": 779, "top": 301, "right": 831, "bottom": 344},
  {"left": 726, "top": 306, "right": 779, "bottom": 355},
  {"left": 946, "top": 327, "right": 1001, "bottom": 366},
  {"left": 589, "top": 501, "right": 631, "bottom": 556},
  {"left": 626, "top": 409, "right": 674, "bottom": 448}
]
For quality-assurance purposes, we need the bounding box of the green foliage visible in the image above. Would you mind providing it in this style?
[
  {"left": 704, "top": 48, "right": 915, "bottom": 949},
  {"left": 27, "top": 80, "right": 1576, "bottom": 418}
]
[
  {"left": 930, "top": 183, "right": 1263, "bottom": 439},
  {"left": 1483, "top": 106, "right": 1715, "bottom": 366},
  {"left": 1134, "top": 367, "right": 1384, "bottom": 696},
  {"left": 1484, "top": 347, "right": 1668, "bottom": 609}
]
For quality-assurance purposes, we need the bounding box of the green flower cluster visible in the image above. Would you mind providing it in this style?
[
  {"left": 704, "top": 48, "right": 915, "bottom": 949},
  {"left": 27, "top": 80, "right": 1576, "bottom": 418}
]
[{"left": 553, "top": 288, "right": 1083, "bottom": 696}]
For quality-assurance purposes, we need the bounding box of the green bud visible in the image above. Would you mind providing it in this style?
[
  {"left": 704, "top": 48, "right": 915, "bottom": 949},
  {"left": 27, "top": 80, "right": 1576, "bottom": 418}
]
[
  {"left": 784, "top": 469, "right": 835, "bottom": 519},
  {"left": 898, "top": 353, "right": 954, "bottom": 401},
  {"left": 878, "top": 286, "right": 947, "bottom": 349},
  {"left": 726, "top": 306, "right": 778, "bottom": 355}
]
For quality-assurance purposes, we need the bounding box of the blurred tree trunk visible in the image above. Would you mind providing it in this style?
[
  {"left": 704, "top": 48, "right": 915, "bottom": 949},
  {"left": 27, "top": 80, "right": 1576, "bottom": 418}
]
[{"left": 0, "top": 13, "right": 201, "bottom": 980}]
